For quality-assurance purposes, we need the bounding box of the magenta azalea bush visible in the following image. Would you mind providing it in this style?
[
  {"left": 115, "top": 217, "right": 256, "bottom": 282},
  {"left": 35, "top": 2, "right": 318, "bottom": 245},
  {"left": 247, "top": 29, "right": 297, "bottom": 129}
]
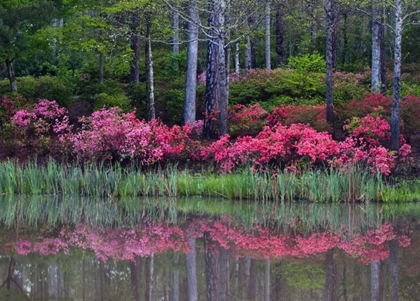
[{"left": 1, "top": 97, "right": 413, "bottom": 175}]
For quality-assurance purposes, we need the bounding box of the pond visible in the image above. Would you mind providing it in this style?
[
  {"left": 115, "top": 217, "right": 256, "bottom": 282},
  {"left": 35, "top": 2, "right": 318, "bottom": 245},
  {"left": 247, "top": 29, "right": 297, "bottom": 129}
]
[{"left": 0, "top": 196, "right": 419, "bottom": 300}]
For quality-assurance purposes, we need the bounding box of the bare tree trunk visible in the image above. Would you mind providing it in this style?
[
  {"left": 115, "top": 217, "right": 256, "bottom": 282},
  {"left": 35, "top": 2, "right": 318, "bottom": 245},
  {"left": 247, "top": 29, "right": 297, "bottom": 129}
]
[
  {"left": 145, "top": 14, "right": 156, "bottom": 121},
  {"left": 325, "top": 0, "right": 336, "bottom": 135},
  {"left": 5, "top": 59, "right": 17, "bottom": 92},
  {"left": 265, "top": 2, "right": 271, "bottom": 70},
  {"left": 390, "top": 0, "right": 402, "bottom": 151},
  {"left": 379, "top": 3, "right": 387, "bottom": 93},
  {"left": 204, "top": 231, "right": 220, "bottom": 301},
  {"left": 371, "top": 0, "right": 381, "bottom": 92},
  {"left": 390, "top": 239, "right": 399, "bottom": 301},
  {"left": 145, "top": 254, "right": 154, "bottom": 301},
  {"left": 218, "top": 0, "right": 228, "bottom": 137},
  {"left": 173, "top": 8, "right": 180, "bottom": 56},
  {"left": 203, "top": 0, "right": 219, "bottom": 140},
  {"left": 275, "top": 1, "right": 286, "bottom": 66},
  {"left": 186, "top": 238, "right": 198, "bottom": 301},
  {"left": 99, "top": 51, "right": 104, "bottom": 84},
  {"left": 130, "top": 12, "right": 141, "bottom": 84},
  {"left": 245, "top": 35, "right": 252, "bottom": 73},
  {"left": 235, "top": 42, "right": 240, "bottom": 79},
  {"left": 183, "top": 0, "right": 199, "bottom": 124},
  {"left": 130, "top": 257, "right": 141, "bottom": 301}
]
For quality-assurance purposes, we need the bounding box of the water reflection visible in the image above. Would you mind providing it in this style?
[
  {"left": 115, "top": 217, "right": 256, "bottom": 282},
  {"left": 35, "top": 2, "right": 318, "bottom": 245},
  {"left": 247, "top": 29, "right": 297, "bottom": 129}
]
[{"left": 0, "top": 197, "right": 419, "bottom": 300}]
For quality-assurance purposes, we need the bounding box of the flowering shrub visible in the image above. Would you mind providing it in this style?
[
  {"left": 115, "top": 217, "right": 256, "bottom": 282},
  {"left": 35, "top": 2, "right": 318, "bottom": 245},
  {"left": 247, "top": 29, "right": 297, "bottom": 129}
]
[
  {"left": 401, "top": 95, "right": 420, "bottom": 141},
  {"left": 203, "top": 123, "right": 340, "bottom": 172},
  {"left": 228, "top": 104, "right": 267, "bottom": 137},
  {"left": 266, "top": 104, "right": 330, "bottom": 132},
  {"left": 72, "top": 107, "right": 199, "bottom": 164}
]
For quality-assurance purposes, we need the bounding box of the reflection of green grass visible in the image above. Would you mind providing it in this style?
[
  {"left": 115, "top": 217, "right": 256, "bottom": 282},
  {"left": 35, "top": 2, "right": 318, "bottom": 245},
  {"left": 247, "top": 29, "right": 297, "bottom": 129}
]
[{"left": 0, "top": 159, "right": 419, "bottom": 203}]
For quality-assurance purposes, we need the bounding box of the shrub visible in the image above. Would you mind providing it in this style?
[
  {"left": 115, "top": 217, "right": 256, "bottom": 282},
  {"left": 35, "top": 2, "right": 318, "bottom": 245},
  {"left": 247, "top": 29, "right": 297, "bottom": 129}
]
[
  {"left": 287, "top": 52, "right": 326, "bottom": 73},
  {"left": 401, "top": 95, "right": 420, "bottom": 141},
  {"left": 228, "top": 104, "right": 267, "bottom": 137}
]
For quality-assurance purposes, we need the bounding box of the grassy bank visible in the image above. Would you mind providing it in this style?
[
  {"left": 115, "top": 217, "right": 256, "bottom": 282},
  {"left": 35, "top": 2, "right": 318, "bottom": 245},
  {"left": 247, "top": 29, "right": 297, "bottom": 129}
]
[{"left": 0, "top": 159, "right": 416, "bottom": 202}]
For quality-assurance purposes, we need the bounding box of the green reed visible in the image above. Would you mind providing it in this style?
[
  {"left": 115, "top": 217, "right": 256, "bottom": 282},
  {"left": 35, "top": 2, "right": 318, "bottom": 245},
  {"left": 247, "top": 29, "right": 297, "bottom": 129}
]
[{"left": 0, "top": 158, "right": 418, "bottom": 202}]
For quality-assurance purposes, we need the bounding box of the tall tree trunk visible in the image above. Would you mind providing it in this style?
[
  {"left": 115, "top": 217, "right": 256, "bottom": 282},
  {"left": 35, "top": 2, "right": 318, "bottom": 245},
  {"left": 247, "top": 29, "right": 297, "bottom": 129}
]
[
  {"left": 390, "top": 0, "right": 402, "bottom": 151},
  {"left": 6, "top": 59, "right": 17, "bottom": 92},
  {"left": 130, "top": 257, "right": 141, "bottom": 301},
  {"left": 186, "top": 238, "right": 198, "bottom": 301},
  {"left": 275, "top": 1, "right": 286, "bottom": 66},
  {"left": 325, "top": 0, "right": 336, "bottom": 135},
  {"left": 183, "top": 0, "right": 199, "bottom": 124},
  {"left": 218, "top": 0, "right": 228, "bottom": 137},
  {"left": 265, "top": 2, "right": 271, "bottom": 70},
  {"left": 145, "top": 254, "right": 154, "bottom": 301},
  {"left": 203, "top": 0, "right": 219, "bottom": 140},
  {"left": 245, "top": 35, "right": 252, "bottom": 73},
  {"left": 371, "top": 0, "right": 381, "bottom": 92},
  {"left": 380, "top": 3, "right": 387, "bottom": 93},
  {"left": 235, "top": 42, "right": 240, "bottom": 79},
  {"left": 204, "top": 231, "right": 220, "bottom": 301},
  {"left": 130, "top": 12, "right": 141, "bottom": 84},
  {"left": 145, "top": 14, "right": 156, "bottom": 121},
  {"left": 99, "top": 51, "right": 104, "bottom": 84},
  {"left": 172, "top": 5, "right": 180, "bottom": 72},
  {"left": 264, "top": 259, "right": 270, "bottom": 301},
  {"left": 325, "top": 248, "right": 338, "bottom": 301},
  {"left": 390, "top": 239, "right": 399, "bottom": 301}
]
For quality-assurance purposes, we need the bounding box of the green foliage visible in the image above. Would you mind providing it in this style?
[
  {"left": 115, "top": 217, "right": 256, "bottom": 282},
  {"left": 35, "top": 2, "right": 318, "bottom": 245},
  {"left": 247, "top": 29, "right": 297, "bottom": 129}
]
[
  {"left": 287, "top": 52, "right": 326, "bottom": 73},
  {"left": 93, "top": 92, "right": 131, "bottom": 112},
  {"left": 279, "top": 262, "right": 325, "bottom": 290},
  {"left": 229, "top": 69, "right": 325, "bottom": 109},
  {"left": 0, "top": 76, "right": 74, "bottom": 106}
]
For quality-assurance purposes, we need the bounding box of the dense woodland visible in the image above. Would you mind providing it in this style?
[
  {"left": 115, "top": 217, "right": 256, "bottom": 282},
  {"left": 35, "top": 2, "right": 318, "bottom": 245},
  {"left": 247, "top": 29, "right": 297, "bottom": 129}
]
[{"left": 1, "top": 0, "right": 420, "bottom": 179}]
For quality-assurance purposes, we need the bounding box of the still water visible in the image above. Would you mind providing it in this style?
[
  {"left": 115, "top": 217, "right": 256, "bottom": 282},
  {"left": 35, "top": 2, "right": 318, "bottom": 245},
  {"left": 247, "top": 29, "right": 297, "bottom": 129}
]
[{"left": 0, "top": 196, "right": 419, "bottom": 300}]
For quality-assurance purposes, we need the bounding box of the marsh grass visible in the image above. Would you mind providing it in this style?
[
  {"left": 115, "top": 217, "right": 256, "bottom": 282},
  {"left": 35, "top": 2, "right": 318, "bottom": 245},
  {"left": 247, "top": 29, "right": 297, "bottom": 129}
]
[{"left": 0, "top": 159, "right": 417, "bottom": 202}]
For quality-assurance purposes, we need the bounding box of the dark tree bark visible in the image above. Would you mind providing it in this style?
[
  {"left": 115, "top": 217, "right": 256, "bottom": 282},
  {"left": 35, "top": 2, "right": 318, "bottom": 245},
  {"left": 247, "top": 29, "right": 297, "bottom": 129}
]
[
  {"left": 371, "top": 0, "right": 381, "bottom": 92},
  {"left": 99, "top": 51, "right": 104, "bottom": 84},
  {"left": 275, "top": 1, "right": 286, "bottom": 66},
  {"left": 183, "top": 0, "right": 199, "bottom": 124},
  {"left": 145, "top": 13, "right": 156, "bottom": 121},
  {"left": 390, "top": 0, "right": 402, "bottom": 151},
  {"left": 325, "top": 0, "right": 337, "bottom": 135},
  {"left": 186, "top": 238, "right": 198, "bottom": 301},
  {"left": 130, "top": 12, "right": 141, "bottom": 84},
  {"left": 5, "top": 59, "right": 17, "bottom": 92},
  {"left": 218, "top": 0, "right": 228, "bottom": 137},
  {"left": 265, "top": 2, "right": 271, "bottom": 70},
  {"left": 203, "top": 0, "right": 220, "bottom": 140}
]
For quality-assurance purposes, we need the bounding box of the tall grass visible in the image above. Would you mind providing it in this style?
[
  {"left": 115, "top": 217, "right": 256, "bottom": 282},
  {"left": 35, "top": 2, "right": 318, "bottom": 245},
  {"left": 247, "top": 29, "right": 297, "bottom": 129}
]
[{"left": 0, "top": 159, "right": 416, "bottom": 202}]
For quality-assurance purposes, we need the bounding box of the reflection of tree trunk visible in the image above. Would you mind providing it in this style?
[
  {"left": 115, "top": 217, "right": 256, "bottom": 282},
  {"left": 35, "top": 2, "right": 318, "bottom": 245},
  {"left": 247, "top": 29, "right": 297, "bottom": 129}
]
[
  {"left": 243, "top": 255, "right": 251, "bottom": 300},
  {"left": 219, "top": 247, "right": 229, "bottom": 301},
  {"left": 325, "top": 248, "right": 338, "bottom": 301},
  {"left": 390, "top": 239, "right": 399, "bottom": 301},
  {"left": 272, "top": 262, "right": 284, "bottom": 301},
  {"left": 130, "top": 256, "right": 141, "bottom": 301},
  {"left": 49, "top": 260, "right": 58, "bottom": 298},
  {"left": 204, "top": 231, "right": 220, "bottom": 301},
  {"left": 145, "top": 254, "right": 154, "bottom": 301},
  {"left": 6, "top": 59, "right": 18, "bottom": 92},
  {"left": 82, "top": 258, "right": 86, "bottom": 301},
  {"left": 186, "top": 238, "right": 198, "bottom": 301},
  {"left": 99, "top": 260, "right": 106, "bottom": 301},
  {"left": 370, "top": 260, "right": 383, "bottom": 301},
  {"left": 264, "top": 259, "right": 270, "bottom": 301},
  {"left": 172, "top": 253, "right": 180, "bottom": 301},
  {"left": 248, "top": 259, "right": 257, "bottom": 301}
]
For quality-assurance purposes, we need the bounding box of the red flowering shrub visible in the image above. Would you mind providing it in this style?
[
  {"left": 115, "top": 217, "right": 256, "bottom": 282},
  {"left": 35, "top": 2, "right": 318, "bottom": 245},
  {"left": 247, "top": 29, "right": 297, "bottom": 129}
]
[
  {"left": 203, "top": 123, "right": 340, "bottom": 172},
  {"left": 72, "top": 107, "right": 199, "bottom": 164},
  {"left": 228, "top": 104, "right": 267, "bottom": 137},
  {"left": 266, "top": 104, "right": 330, "bottom": 132},
  {"left": 401, "top": 95, "right": 420, "bottom": 141},
  {"left": 336, "top": 114, "right": 411, "bottom": 175}
]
